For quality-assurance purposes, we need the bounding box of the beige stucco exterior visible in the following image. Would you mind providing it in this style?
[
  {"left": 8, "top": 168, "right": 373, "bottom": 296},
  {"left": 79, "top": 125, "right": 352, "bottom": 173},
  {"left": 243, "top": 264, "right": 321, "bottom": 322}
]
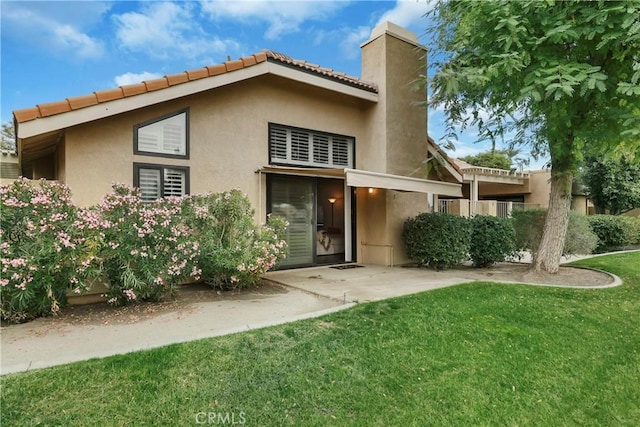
[
  {"left": 61, "top": 75, "right": 372, "bottom": 209},
  {"left": 13, "top": 22, "right": 459, "bottom": 268}
]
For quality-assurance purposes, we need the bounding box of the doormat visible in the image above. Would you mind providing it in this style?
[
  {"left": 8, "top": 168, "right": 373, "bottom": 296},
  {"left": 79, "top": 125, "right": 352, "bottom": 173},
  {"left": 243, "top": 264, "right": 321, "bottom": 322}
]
[{"left": 330, "top": 264, "right": 365, "bottom": 270}]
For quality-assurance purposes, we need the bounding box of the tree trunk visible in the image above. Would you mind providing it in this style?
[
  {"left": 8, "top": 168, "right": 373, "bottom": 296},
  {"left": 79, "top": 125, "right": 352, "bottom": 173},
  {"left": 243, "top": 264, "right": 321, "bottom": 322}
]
[{"left": 532, "top": 171, "right": 573, "bottom": 273}]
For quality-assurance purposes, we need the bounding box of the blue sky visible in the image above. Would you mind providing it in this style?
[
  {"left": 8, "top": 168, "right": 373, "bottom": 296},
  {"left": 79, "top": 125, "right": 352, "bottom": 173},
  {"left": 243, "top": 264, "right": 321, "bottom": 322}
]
[{"left": 1, "top": 0, "right": 547, "bottom": 167}]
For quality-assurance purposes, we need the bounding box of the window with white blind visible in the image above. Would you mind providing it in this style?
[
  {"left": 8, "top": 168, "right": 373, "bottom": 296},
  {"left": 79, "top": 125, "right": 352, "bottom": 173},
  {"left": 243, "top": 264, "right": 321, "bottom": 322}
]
[
  {"left": 133, "top": 163, "right": 189, "bottom": 202},
  {"left": 269, "top": 124, "right": 354, "bottom": 168},
  {"left": 134, "top": 109, "right": 189, "bottom": 158}
]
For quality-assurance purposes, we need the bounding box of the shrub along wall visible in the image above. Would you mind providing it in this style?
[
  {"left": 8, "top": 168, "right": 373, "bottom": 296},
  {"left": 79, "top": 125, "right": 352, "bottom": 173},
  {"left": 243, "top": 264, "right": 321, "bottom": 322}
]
[
  {"left": 587, "top": 215, "right": 637, "bottom": 253},
  {"left": 0, "top": 180, "right": 287, "bottom": 323},
  {"left": 511, "top": 209, "right": 598, "bottom": 257},
  {"left": 402, "top": 212, "right": 471, "bottom": 270},
  {"left": 402, "top": 213, "right": 517, "bottom": 269},
  {"left": 469, "top": 215, "right": 517, "bottom": 268}
]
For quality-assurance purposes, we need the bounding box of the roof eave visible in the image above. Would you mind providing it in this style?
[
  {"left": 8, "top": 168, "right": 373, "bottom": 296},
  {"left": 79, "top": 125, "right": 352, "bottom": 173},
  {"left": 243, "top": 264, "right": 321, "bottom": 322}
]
[{"left": 17, "top": 61, "right": 379, "bottom": 140}]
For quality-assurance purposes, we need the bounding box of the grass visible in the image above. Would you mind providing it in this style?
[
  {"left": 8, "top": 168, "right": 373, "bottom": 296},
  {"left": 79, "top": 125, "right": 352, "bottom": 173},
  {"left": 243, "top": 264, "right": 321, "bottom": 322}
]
[{"left": 2, "top": 252, "right": 639, "bottom": 426}]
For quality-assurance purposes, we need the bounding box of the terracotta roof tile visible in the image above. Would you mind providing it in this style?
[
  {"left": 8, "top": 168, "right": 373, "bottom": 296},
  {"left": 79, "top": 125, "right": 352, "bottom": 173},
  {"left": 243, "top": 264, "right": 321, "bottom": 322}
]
[
  {"left": 186, "top": 68, "right": 209, "bottom": 81},
  {"left": 68, "top": 94, "right": 99, "bottom": 110},
  {"left": 95, "top": 88, "right": 124, "bottom": 103},
  {"left": 206, "top": 64, "right": 227, "bottom": 76},
  {"left": 166, "top": 73, "right": 189, "bottom": 86},
  {"left": 144, "top": 78, "right": 169, "bottom": 92},
  {"left": 13, "top": 49, "right": 378, "bottom": 125},
  {"left": 225, "top": 59, "right": 244, "bottom": 72},
  {"left": 241, "top": 56, "right": 257, "bottom": 67},
  {"left": 121, "top": 83, "right": 147, "bottom": 97},
  {"left": 13, "top": 107, "right": 41, "bottom": 123},
  {"left": 38, "top": 100, "right": 71, "bottom": 117}
]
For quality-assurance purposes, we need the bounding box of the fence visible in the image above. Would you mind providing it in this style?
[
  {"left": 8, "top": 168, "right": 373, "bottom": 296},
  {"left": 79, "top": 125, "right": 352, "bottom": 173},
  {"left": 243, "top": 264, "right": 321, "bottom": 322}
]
[{"left": 439, "top": 199, "right": 539, "bottom": 218}]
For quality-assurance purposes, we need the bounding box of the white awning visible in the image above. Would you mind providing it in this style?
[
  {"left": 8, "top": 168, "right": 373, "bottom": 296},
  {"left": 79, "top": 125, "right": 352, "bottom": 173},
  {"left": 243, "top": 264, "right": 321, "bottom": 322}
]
[
  {"left": 257, "top": 166, "right": 462, "bottom": 197},
  {"left": 345, "top": 168, "right": 462, "bottom": 197}
]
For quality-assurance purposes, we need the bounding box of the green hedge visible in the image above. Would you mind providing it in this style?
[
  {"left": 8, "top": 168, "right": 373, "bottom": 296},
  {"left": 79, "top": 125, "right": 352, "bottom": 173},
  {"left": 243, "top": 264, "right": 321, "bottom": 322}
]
[
  {"left": 511, "top": 209, "right": 598, "bottom": 256},
  {"left": 469, "top": 215, "right": 517, "bottom": 267},
  {"left": 402, "top": 213, "right": 471, "bottom": 270},
  {"left": 587, "top": 215, "right": 635, "bottom": 253},
  {"left": 403, "top": 213, "right": 520, "bottom": 269}
]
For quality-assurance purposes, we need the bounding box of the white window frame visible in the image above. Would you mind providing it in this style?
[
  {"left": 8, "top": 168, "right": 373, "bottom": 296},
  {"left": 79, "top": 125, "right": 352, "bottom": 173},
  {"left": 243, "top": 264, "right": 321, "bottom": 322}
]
[
  {"left": 269, "top": 124, "right": 354, "bottom": 168},
  {"left": 134, "top": 109, "right": 189, "bottom": 159},
  {"left": 133, "top": 163, "right": 190, "bottom": 203}
]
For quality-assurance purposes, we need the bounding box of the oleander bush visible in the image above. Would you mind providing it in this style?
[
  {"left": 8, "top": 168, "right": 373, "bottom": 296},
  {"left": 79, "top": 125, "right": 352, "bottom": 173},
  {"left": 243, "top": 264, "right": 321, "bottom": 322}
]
[
  {"left": 587, "top": 215, "right": 635, "bottom": 253},
  {"left": 0, "top": 179, "right": 101, "bottom": 322},
  {"left": 402, "top": 212, "right": 471, "bottom": 270},
  {"left": 183, "top": 190, "right": 287, "bottom": 288},
  {"left": 469, "top": 215, "right": 518, "bottom": 267},
  {"left": 1, "top": 180, "right": 288, "bottom": 322},
  {"left": 96, "top": 184, "right": 201, "bottom": 305}
]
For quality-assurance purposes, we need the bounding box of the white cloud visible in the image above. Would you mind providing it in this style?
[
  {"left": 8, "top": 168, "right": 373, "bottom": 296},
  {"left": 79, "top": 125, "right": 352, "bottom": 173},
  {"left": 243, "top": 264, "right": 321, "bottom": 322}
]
[
  {"left": 200, "top": 0, "right": 348, "bottom": 40},
  {"left": 1, "top": 2, "right": 108, "bottom": 59},
  {"left": 114, "top": 72, "right": 163, "bottom": 87},
  {"left": 114, "top": 2, "right": 242, "bottom": 61},
  {"left": 314, "top": 25, "right": 371, "bottom": 60},
  {"left": 375, "top": 0, "right": 433, "bottom": 29}
]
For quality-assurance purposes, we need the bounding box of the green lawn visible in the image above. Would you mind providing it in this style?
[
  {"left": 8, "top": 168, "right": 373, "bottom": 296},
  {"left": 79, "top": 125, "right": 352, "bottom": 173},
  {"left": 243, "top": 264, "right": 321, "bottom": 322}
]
[{"left": 2, "top": 252, "right": 639, "bottom": 426}]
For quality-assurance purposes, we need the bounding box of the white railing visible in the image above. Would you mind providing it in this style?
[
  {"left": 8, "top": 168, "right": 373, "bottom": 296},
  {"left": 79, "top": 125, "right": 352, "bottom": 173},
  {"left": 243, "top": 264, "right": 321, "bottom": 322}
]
[{"left": 439, "top": 199, "right": 539, "bottom": 218}]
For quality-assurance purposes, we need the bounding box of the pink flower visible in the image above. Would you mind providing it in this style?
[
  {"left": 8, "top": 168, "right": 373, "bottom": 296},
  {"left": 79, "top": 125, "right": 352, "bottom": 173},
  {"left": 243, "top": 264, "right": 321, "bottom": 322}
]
[{"left": 123, "top": 289, "right": 137, "bottom": 301}]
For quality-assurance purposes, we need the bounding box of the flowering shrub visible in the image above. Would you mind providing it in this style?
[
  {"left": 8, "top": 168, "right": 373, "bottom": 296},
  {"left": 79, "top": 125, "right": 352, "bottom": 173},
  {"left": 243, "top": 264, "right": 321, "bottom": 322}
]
[
  {"left": 183, "top": 190, "right": 287, "bottom": 288},
  {"left": 96, "top": 184, "right": 201, "bottom": 305},
  {"left": 0, "top": 179, "right": 101, "bottom": 322},
  {"left": 1, "top": 180, "right": 285, "bottom": 320}
]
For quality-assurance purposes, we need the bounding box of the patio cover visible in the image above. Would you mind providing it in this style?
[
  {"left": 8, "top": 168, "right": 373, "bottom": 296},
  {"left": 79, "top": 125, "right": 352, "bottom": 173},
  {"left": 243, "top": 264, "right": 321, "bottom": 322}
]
[{"left": 258, "top": 166, "right": 462, "bottom": 197}]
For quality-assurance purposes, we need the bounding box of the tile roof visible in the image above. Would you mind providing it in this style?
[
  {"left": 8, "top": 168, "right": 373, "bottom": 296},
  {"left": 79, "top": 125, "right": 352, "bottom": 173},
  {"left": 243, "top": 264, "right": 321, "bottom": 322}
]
[
  {"left": 426, "top": 137, "right": 464, "bottom": 177},
  {"left": 13, "top": 50, "right": 378, "bottom": 125}
]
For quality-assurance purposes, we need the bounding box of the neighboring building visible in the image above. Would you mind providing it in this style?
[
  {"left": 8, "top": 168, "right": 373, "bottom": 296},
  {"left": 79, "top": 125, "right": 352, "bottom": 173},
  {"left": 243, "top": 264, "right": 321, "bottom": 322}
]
[
  {"left": 439, "top": 158, "right": 593, "bottom": 216},
  {"left": 0, "top": 150, "right": 20, "bottom": 185},
  {"left": 12, "top": 22, "right": 462, "bottom": 268}
]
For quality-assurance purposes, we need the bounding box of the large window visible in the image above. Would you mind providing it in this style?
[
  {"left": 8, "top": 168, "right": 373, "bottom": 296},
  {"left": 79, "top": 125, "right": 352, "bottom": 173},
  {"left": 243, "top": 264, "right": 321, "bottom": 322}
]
[
  {"left": 133, "top": 163, "right": 189, "bottom": 203},
  {"left": 134, "top": 109, "right": 189, "bottom": 158},
  {"left": 269, "top": 124, "right": 354, "bottom": 168}
]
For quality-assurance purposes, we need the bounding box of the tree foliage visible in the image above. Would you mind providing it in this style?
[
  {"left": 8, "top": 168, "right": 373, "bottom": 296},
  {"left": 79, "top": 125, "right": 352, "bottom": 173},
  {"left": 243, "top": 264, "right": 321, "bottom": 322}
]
[
  {"left": 1, "top": 121, "right": 16, "bottom": 152},
  {"left": 460, "top": 150, "right": 512, "bottom": 170},
  {"left": 427, "top": 0, "right": 640, "bottom": 272},
  {"left": 581, "top": 156, "right": 640, "bottom": 215}
]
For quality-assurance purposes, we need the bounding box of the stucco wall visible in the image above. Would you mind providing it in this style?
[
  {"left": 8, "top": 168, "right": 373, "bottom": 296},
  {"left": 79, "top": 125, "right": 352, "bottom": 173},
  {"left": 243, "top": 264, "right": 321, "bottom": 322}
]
[
  {"left": 63, "top": 75, "right": 373, "bottom": 209},
  {"left": 356, "top": 187, "right": 389, "bottom": 265},
  {"left": 361, "top": 25, "right": 427, "bottom": 177},
  {"left": 524, "top": 171, "right": 551, "bottom": 207},
  {"left": 385, "top": 190, "right": 430, "bottom": 265}
]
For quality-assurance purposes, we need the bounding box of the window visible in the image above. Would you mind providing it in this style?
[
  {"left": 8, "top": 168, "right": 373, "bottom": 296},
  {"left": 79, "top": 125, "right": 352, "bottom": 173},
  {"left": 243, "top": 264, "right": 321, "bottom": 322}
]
[
  {"left": 133, "top": 163, "right": 190, "bottom": 202},
  {"left": 269, "top": 124, "right": 354, "bottom": 168},
  {"left": 134, "top": 109, "right": 189, "bottom": 158}
]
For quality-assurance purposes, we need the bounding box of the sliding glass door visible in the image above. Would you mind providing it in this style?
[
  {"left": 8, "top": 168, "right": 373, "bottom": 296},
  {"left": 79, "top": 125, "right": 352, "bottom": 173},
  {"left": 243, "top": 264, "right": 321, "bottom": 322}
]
[{"left": 268, "top": 176, "right": 315, "bottom": 267}]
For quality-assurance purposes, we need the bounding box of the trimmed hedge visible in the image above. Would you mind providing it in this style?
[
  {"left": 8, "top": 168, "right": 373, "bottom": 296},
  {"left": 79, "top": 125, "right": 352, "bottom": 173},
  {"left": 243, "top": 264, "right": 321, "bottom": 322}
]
[
  {"left": 511, "top": 209, "right": 598, "bottom": 256},
  {"left": 587, "top": 215, "right": 635, "bottom": 253},
  {"left": 402, "top": 213, "right": 471, "bottom": 270},
  {"left": 469, "top": 215, "right": 517, "bottom": 267}
]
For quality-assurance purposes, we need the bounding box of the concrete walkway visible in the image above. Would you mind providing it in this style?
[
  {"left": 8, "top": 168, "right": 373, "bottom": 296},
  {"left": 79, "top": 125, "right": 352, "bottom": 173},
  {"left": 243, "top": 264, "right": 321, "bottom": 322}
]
[
  {"left": 2, "top": 251, "right": 630, "bottom": 375},
  {"left": 1, "top": 287, "right": 348, "bottom": 375}
]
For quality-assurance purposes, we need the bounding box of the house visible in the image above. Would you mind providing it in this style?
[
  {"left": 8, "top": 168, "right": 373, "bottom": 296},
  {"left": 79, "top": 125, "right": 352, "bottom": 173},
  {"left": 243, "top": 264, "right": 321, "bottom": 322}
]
[
  {"left": 12, "top": 22, "right": 462, "bottom": 269},
  {"left": 438, "top": 158, "right": 593, "bottom": 216},
  {"left": 0, "top": 151, "right": 20, "bottom": 185}
]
